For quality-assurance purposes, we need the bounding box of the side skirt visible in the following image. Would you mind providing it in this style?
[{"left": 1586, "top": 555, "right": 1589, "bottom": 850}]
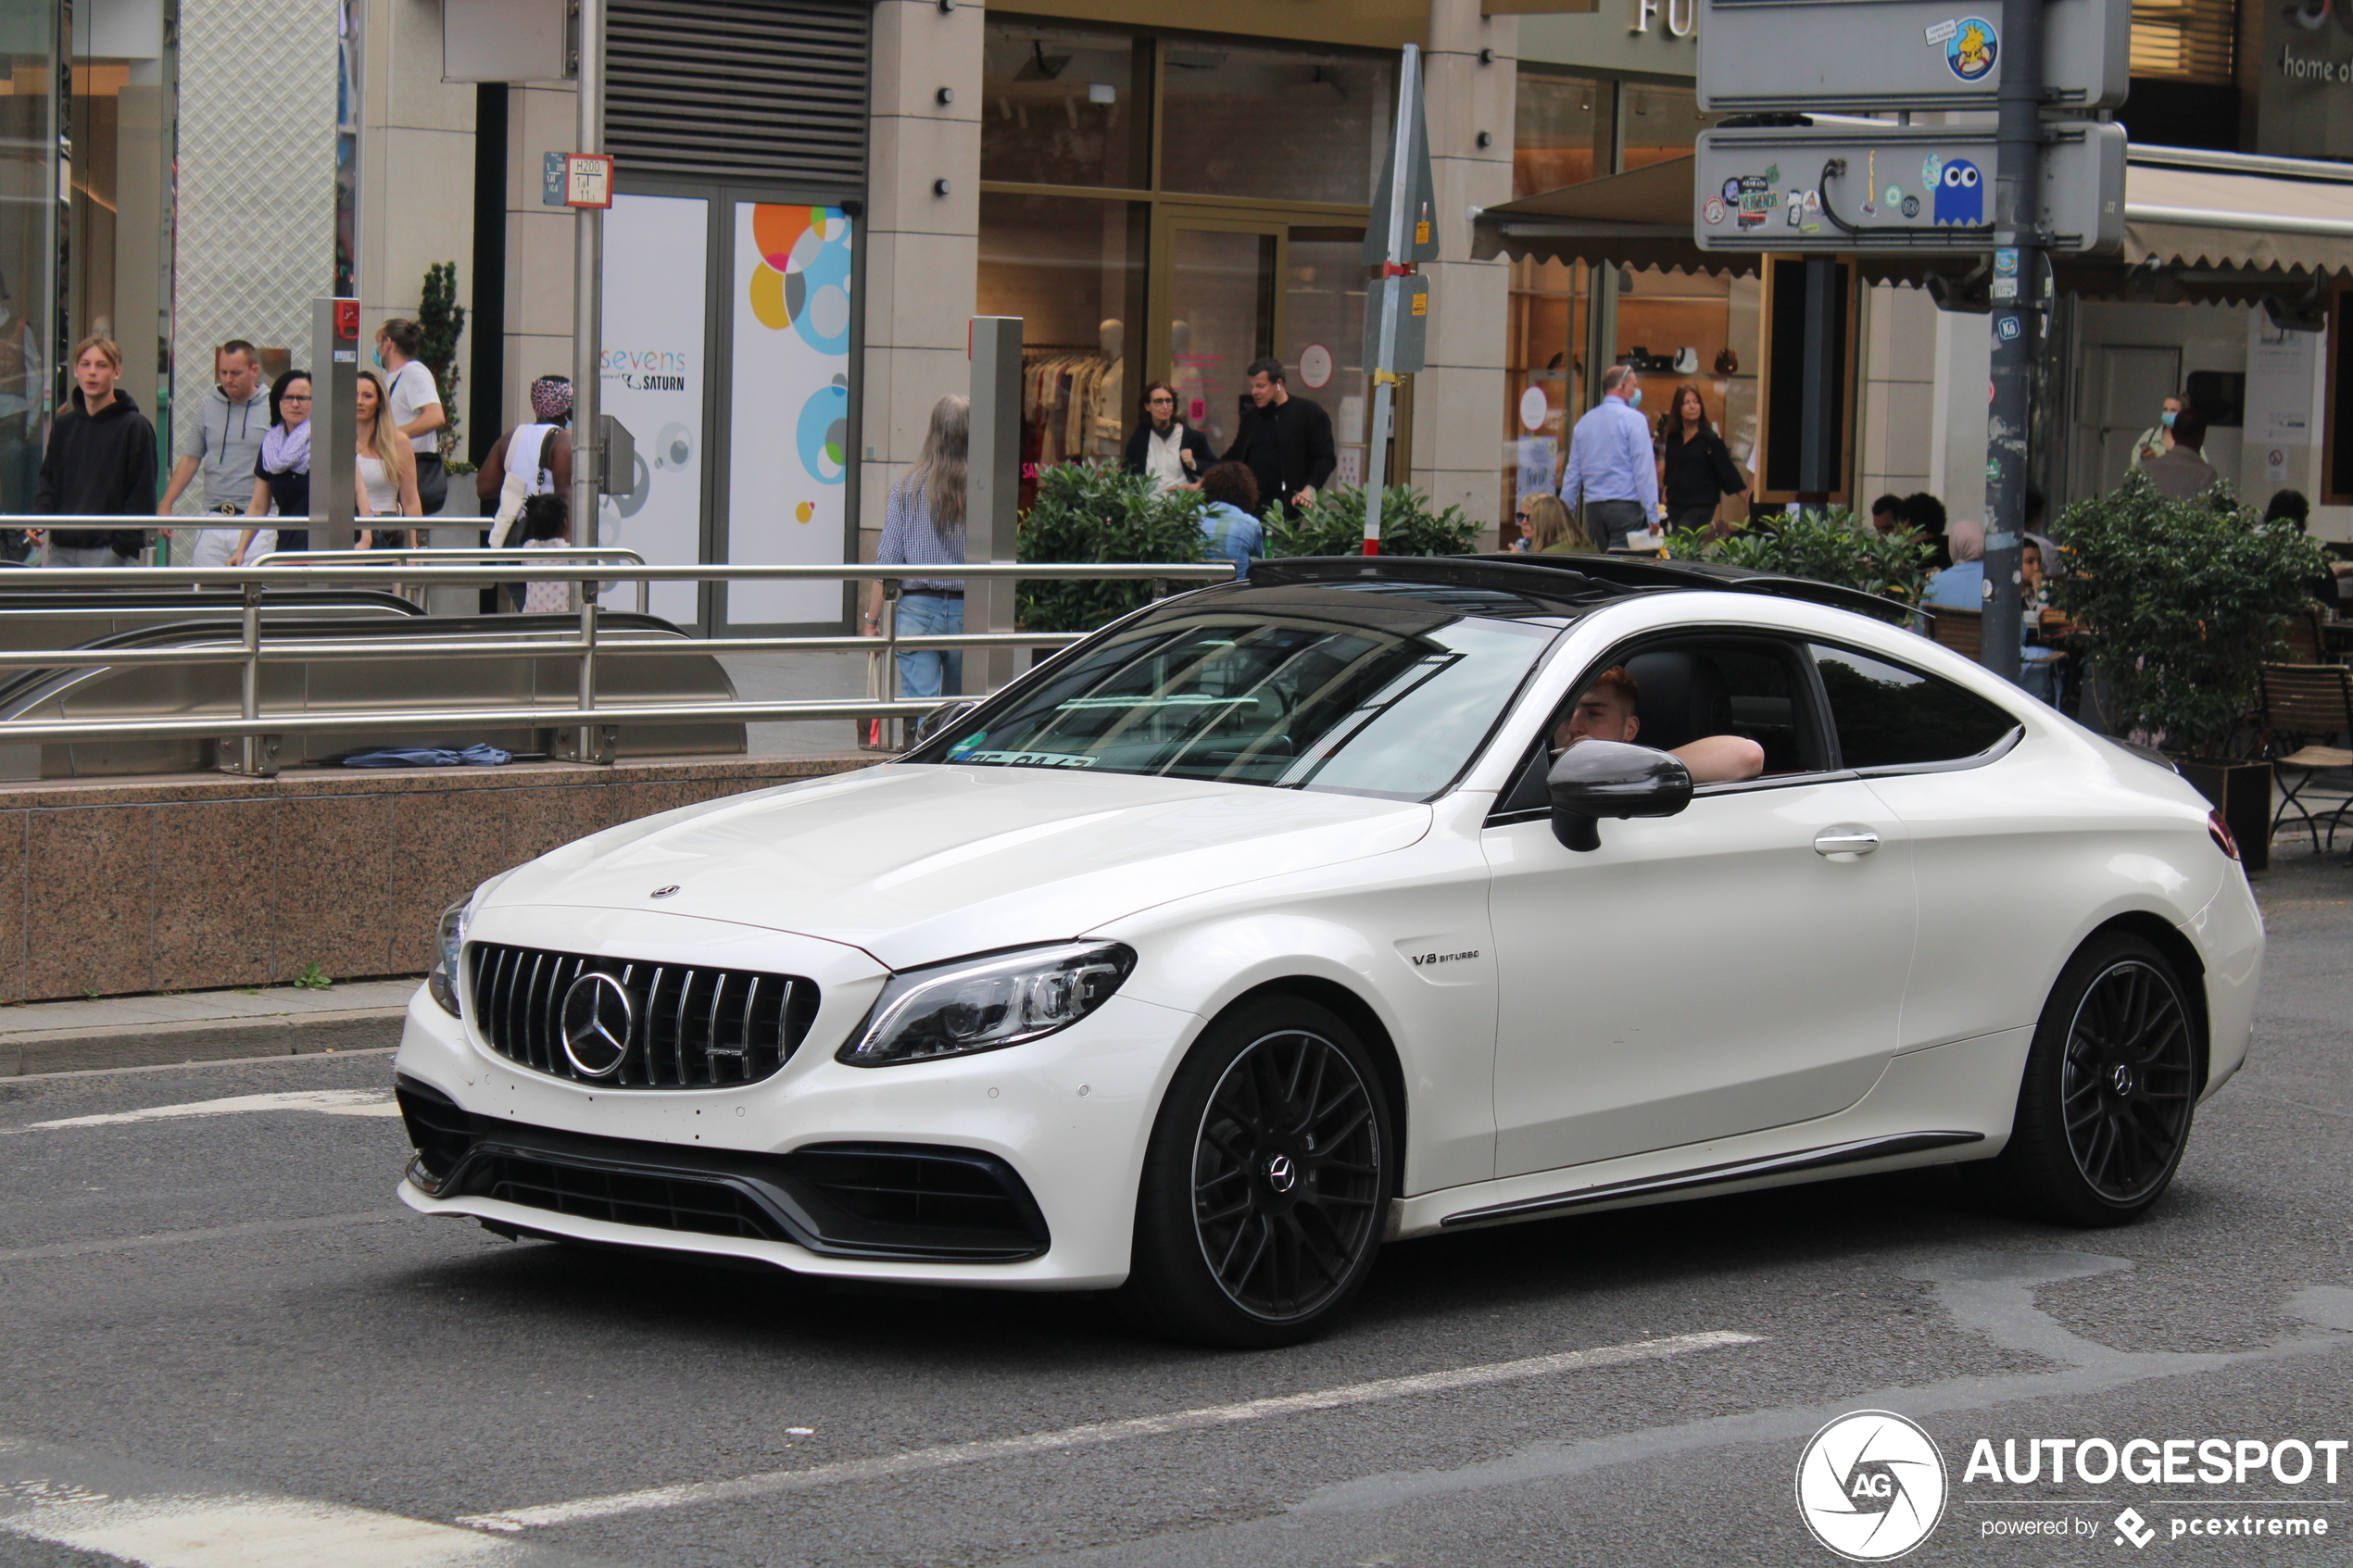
[{"left": 1437, "top": 1130, "right": 1984, "bottom": 1229}]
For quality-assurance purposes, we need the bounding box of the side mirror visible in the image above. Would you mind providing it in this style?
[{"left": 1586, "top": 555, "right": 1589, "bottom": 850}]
[
  {"left": 1547, "top": 739, "right": 1692, "bottom": 851},
  {"left": 916, "top": 698, "right": 981, "bottom": 744}
]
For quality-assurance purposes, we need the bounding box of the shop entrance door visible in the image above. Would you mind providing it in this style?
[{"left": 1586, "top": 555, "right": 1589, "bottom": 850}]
[
  {"left": 1157, "top": 218, "right": 1375, "bottom": 498},
  {"left": 1163, "top": 221, "right": 1279, "bottom": 459}
]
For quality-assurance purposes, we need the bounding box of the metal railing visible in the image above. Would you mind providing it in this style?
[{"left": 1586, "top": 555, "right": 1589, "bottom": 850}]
[
  {"left": 0, "top": 556, "right": 1236, "bottom": 774},
  {"left": 252, "top": 546, "right": 658, "bottom": 615}
]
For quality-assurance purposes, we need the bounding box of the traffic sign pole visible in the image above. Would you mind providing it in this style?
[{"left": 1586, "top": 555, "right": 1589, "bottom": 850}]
[
  {"left": 572, "top": 0, "right": 606, "bottom": 621},
  {"left": 1981, "top": 0, "right": 2040, "bottom": 684},
  {"left": 1361, "top": 44, "right": 1424, "bottom": 557}
]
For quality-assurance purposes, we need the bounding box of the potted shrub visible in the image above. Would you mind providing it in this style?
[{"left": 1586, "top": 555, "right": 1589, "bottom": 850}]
[
  {"left": 1016, "top": 463, "right": 1208, "bottom": 633},
  {"left": 2052, "top": 474, "right": 2330, "bottom": 872},
  {"left": 1666, "top": 506, "right": 1933, "bottom": 622},
  {"left": 1267, "top": 484, "right": 1481, "bottom": 558}
]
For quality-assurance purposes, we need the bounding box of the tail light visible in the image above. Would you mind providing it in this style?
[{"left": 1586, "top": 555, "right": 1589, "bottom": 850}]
[{"left": 2207, "top": 809, "right": 2240, "bottom": 862}]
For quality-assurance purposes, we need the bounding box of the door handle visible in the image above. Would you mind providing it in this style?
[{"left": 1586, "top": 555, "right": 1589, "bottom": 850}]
[{"left": 1814, "top": 828, "right": 1882, "bottom": 858}]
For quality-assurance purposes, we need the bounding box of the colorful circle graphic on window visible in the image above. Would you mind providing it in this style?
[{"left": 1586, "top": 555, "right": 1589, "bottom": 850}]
[
  {"left": 748, "top": 205, "right": 853, "bottom": 356},
  {"left": 798, "top": 378, "right": 849, "bottom": 485}
]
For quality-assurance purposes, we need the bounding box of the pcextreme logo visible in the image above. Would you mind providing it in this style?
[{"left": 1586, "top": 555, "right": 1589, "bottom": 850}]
[{"left": 1796, "top": 1411, "right": 1949, "bottom": 1561}]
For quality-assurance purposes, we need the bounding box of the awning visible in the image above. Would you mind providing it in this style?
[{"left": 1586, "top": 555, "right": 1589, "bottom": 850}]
[{"left": 1472, "top": 144, "right": 2353, "bottom": 299}]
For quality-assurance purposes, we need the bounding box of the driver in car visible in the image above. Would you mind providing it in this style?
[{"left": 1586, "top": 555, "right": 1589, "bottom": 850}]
[{"left": 1552, "top": 665, "right": 1766, "bottom": 784}]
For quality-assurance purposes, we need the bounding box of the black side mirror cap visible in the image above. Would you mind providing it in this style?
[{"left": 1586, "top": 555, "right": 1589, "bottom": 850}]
[{"left": 1547, "top": 739, "right": 1692, "bottom": 851}]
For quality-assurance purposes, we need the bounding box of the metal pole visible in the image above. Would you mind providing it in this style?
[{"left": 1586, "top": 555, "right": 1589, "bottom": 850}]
[
  {"left": 967, "top": 316, "right": 1023, "bottom": 694},
  {"left": 1981, "top": 0, "right": 2040, "bottom": 685},
  {"left": 571, "top": 0, "right": 605, "bottom": 616},
  {"left": 575, "top": 586, "right": 599, "bottom": 763},
  {"left": 310, "top": 298, "right": 358, "bottom": 552},
  {"left": 1362, "top": 43, "right": 1421, "bottom": 557}
]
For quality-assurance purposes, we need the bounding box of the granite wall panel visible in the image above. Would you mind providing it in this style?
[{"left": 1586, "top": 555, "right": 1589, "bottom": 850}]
[
  {"left": 154, "top": 799, "right": 280, "bottom": 991},
  {"left": 28, "top": 807, "right": 156, "bottom": 999},
  {"left": 274, "top": 794, "right": 398, "bottom": 983}
]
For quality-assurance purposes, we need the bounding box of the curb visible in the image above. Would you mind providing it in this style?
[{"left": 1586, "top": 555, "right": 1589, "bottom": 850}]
[{"left": 0, "top": 1006, "right": 411, "bottom": 1077}]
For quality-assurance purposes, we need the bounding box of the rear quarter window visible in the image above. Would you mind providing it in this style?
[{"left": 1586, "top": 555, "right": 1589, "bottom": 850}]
[{"left": 1811, "top": 643, "right": 2021, "bottom": 770}]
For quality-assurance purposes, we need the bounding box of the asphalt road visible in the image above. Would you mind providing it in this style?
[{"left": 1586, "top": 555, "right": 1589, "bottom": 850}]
[{"left": 0, "top": 856, "right": 2347, "bottom": 1568}]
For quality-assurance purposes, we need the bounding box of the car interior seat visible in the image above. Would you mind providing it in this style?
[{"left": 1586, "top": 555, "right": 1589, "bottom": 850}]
[{"left": 1624, "top": 649, "right": 1731, "bottom": 757}]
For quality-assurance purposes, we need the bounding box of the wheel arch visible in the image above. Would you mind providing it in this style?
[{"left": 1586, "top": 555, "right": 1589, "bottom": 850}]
[
  {"left": 2079, "top": 910, "right": 2212, "bottom": 1096},
  {"left": 1209, "top": 975, "right": 1411, "bottom": 1190}
]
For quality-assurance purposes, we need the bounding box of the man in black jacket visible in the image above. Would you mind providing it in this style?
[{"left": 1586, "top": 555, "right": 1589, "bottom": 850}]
[
  {"left": 1222, "top": 357, "right": 1336, "bottom": 519},
  {"left": 35, "top": 335, "right": 156, "bottom": 567}
]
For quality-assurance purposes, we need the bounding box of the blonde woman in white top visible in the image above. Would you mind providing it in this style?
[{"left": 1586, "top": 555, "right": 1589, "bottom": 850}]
[{"left": 354, "top": 368, "right": 422, "bottom": 550}]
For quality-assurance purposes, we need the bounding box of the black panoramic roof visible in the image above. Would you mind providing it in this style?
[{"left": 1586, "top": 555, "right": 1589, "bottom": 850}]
[{"left": 1243, "top": 553, "right": 1903, "bottom": 621}]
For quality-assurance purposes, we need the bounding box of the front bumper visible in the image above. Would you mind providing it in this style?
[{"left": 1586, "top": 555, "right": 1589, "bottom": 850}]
[{"left": 390, "top": 923, "right": 1195, "bottom": 1289}]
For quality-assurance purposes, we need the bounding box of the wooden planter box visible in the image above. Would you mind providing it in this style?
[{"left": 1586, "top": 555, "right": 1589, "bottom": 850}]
[{"left": 2177, "top": 759, "right": 2273, "bottom": 874}]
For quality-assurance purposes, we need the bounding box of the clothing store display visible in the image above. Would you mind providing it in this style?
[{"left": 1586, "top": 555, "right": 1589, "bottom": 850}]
[{"left": 1022, "top": 351, "right": 1117, "bottom": 470}]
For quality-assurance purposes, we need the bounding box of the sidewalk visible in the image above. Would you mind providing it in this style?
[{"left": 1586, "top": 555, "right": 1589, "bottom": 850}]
[{"left": 0, "top": 978, "right": 419, "bottom": 1077}]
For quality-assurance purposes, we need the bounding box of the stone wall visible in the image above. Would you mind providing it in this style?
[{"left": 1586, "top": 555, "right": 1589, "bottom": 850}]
[{"left": 0, "top": 755, "right": 870, "bottom": 1003}]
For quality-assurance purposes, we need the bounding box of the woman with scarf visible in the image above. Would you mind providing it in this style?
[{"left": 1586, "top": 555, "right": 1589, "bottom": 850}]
[{"left": 229, "top": 370, "right": 313, "bottom": 565}]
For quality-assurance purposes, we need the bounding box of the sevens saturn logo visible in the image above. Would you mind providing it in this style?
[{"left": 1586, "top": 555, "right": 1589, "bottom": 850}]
[{"left": 1795, "top": 1411, "right": 1948, "bottom": 1561}]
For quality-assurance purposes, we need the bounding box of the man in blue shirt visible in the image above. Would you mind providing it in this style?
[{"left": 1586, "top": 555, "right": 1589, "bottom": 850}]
[
  {"left": 1197, "top": 462, "right": 1265, "bottom": 572},
  {"left": 1559, "top": 365, "right": 1659, "bottom": 549}
]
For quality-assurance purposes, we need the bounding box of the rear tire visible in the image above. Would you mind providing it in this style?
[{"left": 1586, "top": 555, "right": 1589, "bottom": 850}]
[
  {"left": 1120, "top": 997, "right": 1394, "bottom": 1348},
  {"left": 1985, "top": 933, "right": 2199, "bottom": 1226}
]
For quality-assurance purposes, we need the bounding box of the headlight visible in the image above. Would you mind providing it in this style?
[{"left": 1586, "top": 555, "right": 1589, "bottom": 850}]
[
  {"left": 426, "top": 897, "right": 470, "bottom": 1017},
  {"left": 839, "top": 942, "right": 1136, "bottom": 1067}
]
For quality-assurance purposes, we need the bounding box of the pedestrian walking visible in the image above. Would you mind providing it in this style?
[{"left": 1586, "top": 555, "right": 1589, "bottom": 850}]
[
  {"left": 2127, "top": 393, "right": 2182, "bottom": 474},
  {"left": 477, "top": 376, "right": 575, "bottom": 610},
  {"left": 862, "top": 395, "right": 968, "bottom": 701},
  {"left": 1559, "top": 365, "right": 1658, "bottom": 550},
  {"left": 2141, "top": 408, "right": 2219, "bottom": 501},
  {"left": 159, "top": 339, "right": 271, "bottom": 568},
  {"left": 1122, "top": 381, "right": 1214, "bottom": 491},
  {"left": 32, "top": 335, "right": 157, "bottom": 568},
  {"left": 354, "top": 368, "right": 422, "bottom": 550},
  {"left": 1221, "top": 357, "right": 1335, "bottom": 518},
  {"left": 229, "top": 370, "right": 313, "bottom": 565},
  {"left": 375, "top": 319, "right": 448, "bottom": 515},
  {"left": 1655, "top": 385, "right": 1745, "bottom": 536}
]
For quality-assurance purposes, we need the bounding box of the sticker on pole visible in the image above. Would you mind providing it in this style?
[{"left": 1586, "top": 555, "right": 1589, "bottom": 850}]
[{"left": 563, "top": 154, "right": 615, "bottom": 209}]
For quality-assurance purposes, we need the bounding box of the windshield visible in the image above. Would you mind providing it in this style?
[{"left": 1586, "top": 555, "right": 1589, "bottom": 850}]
[{"left": 928, "top": 608, "right": 1554, "bottom": 799}]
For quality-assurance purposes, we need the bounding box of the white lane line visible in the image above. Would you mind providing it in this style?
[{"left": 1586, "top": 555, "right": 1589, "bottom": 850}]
[
  {"left": 3, "top": 1089, "right": 401, "bottom": 1133},
  {"left": 458, "top": 1328, "right": 1761, "bottom": 1533},
  {"left": 0, "top": 1210, "right": 410, "bottom": 1264}
]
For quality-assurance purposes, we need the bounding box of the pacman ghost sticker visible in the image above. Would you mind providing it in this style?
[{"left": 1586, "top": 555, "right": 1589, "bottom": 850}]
[
  {"left": 1945, "top": 17, "right": 1998, "bottom": 80},
  {"left": 1935, "top": 158, "right": 1983, "bottom": 224}
]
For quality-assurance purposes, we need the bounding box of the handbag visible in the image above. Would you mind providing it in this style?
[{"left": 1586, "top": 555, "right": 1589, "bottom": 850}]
[{"left": 413, "top": 451, "right": 448, "bottom": 516}]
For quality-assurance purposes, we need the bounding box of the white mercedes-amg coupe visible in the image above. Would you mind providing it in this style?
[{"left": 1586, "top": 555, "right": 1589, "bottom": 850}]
[{"left": 394, "top": 555, "right": 2262, "bottom": 1345}]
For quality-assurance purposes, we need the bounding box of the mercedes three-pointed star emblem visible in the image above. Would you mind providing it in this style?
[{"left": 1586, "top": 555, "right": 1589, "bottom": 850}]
[{"left": 560, "top": 971, "right": 635, "bottom": 1079}]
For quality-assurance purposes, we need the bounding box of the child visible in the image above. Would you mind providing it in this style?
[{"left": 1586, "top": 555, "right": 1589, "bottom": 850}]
[{"left": 518, "top": 493, "right": 572, "bottom": 614}]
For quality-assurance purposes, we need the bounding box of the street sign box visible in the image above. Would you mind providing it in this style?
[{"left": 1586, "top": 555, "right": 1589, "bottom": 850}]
[
  {"left": 1362, "top": 274, "right": 1429, "bottom": 373},
  {"left": 1692, "top": 120, "right": 2125, "bottom": 254},
  {"left": 562, "top": 153, "right": 614, "bottom": 209},
  {"left": 1697, "top": 0, "right": 2131, "bottom": 112},
  {"left": 1365, "top": 85, "right": 1439, "bottom": 265}
]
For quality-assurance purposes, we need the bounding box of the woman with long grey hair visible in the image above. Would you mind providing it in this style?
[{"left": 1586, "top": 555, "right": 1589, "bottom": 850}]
[{"left": 862, "top": 395, "right": 969, "bottom": 699}]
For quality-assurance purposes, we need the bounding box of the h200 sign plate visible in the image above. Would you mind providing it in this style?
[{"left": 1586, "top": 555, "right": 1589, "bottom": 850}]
[{"left": 1697, "top": 0, "right": 2130, "bottom": 112}]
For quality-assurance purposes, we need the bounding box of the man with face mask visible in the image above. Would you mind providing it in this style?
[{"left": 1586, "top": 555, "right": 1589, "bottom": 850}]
[{"left": 1560, "top": 365, "right": 1659, "bottom": 550}]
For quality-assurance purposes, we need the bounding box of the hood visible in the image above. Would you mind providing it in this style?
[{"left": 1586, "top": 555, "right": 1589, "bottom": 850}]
[
  {"left": 71, "top": 387, "right": 140, "bottom": 420},
  {"left": 488, "top": 764, "right": 1431, "bottom": 970}
]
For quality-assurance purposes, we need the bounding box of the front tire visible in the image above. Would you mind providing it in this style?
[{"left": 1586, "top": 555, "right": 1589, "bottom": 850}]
[
  {"left": 1121, "top": 997, "right": 1394, "bottom": 1348},
  {"left": 1987, "top": 934, "right": 2199, "bottom": 1226}
]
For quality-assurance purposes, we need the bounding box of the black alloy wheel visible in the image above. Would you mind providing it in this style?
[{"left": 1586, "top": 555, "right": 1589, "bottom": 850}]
[
  {"left": 2058, "top": 959, "right": 2196, "bottom": 1203},
  {"left": 1122, "top": 997, "right": 1393, "bottom": 1347},
  {"left": 1986, "top": 934, "right": 2200, "bottom": 1226}
]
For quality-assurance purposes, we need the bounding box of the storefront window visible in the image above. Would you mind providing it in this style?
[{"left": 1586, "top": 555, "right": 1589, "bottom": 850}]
[
  {"left": 0, "top": 1, "right": 54, "bottom": 521},
  {"left": 977, "top": 191, "right": 1146, "bottom": 498},
  {"left": 1622, "top": 82, "right": 1715, "bottom": 171},
  {"left": 1284, "top": 231, "right": 1369, "bottom": 490},
  {"left": 1159, "top": 43, "right": 1392, "bottom": 207},
  {"left": 69, "top": 0, "right": 171, "bottom": 429},
  {"left": 1620, "top": 266, "right": 1762, "bottom": 513},
  {"left": 1514, "top": 71, "right": 1611, "bottom": 199},
  {"left": 981, "top": 23, "right": 1144, "bottom": 190}
]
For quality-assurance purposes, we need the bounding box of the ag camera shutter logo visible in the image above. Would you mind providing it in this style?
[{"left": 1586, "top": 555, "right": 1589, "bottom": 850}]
[{"left": 1796, "top": 1411, "right": 1948, "bottom": 1561}]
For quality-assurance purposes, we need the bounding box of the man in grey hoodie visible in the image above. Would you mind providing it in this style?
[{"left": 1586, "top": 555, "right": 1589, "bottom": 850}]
[{"left": 158, "top": 340, "right": 270, "bottom": 565}]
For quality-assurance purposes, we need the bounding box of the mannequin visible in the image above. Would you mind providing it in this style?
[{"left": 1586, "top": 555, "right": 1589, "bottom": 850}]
[{"left": 1090, "top": 318, "right": 1125, "bottom": 459}]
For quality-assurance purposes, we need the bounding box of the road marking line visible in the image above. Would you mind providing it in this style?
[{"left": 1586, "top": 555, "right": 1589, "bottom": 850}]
[
  {"left": 3, "top": 1089, "right": 400, "bottom": 1133},
  {"left": 457, "top": 1328, "right": 1761, "bottom": 1532},
  {"left": 0, "top": 1210, "right": 410, "bottom": 1264}
]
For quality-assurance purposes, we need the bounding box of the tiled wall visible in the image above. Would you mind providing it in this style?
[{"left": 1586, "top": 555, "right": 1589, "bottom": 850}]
[{"left": 0, "top": 756, "right": 869, "bottom": 1002}]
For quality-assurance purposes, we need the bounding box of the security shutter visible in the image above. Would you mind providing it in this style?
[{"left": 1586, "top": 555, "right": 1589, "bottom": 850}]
[{"left": 607, "top": 0, "right": 870, "bottom": 190}]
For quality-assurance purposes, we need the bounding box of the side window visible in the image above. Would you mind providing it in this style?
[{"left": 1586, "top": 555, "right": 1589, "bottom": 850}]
[{"left": 1811, "top": 644, "right": 2020, "bottom": 771}]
